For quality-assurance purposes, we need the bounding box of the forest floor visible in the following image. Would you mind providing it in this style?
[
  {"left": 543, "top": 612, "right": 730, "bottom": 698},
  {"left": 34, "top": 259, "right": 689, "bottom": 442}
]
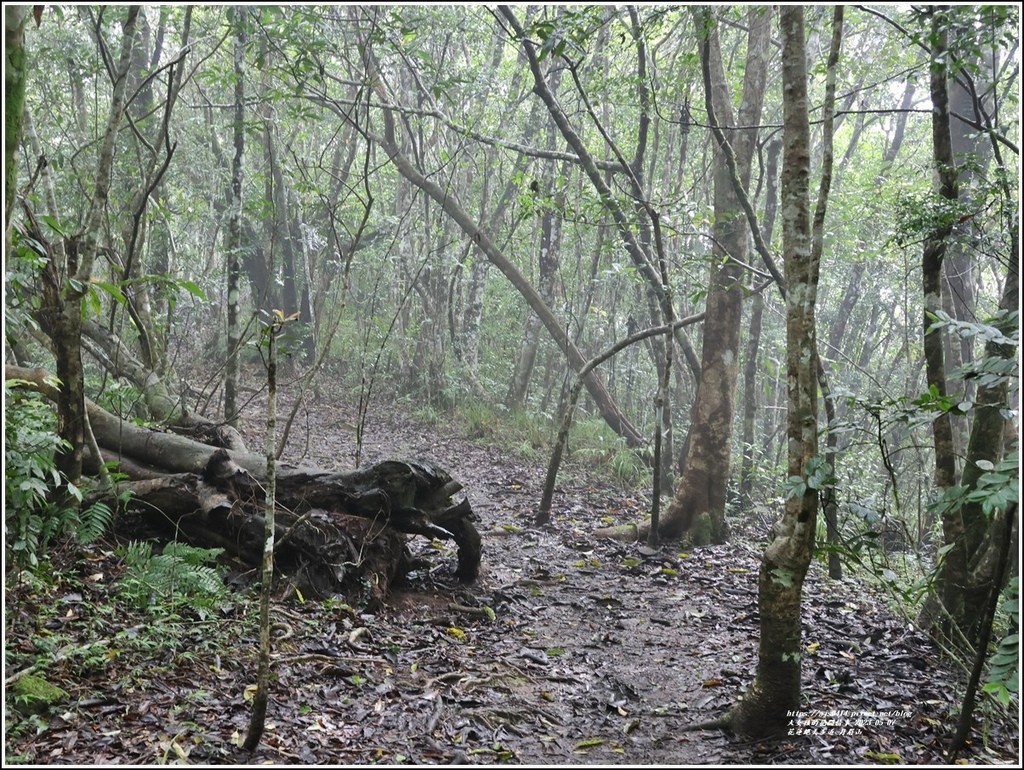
[{"left": 4, "top": 379, "right": 1020, "bottom": 766}]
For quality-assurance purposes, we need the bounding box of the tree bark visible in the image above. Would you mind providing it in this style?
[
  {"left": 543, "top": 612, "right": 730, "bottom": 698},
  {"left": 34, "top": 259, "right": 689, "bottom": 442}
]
[
  {"left": 33, "top": 7, "right": 139, "bottom": 485},
  {"left": 739, "top": 139, "right": 781, "bottom": 509},
  {"left": 923, "top": 9, "right": 967, "bottom": 634},
  {"left": 225, "top": 5, "right": 246, "bottom": 428},
  {"left": 4, "top": 6, "right": 30, "bottom": 237},
  {"left": 954, "top": 262, "right": 1018, "bottom": 644},
  {"left": 728, "top": 5, "right": 820, "bottom": 738},
  {"left": 662, "top": 6, "right": 770, "bottom": 543}
]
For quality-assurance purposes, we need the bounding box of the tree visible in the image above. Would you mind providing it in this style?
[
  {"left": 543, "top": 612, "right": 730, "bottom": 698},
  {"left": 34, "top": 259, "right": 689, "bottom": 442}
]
[
  {"left": 921, "top": 8, "right": 964, "bottom": 616},
  {"left": 5, "top": 6, "right": 31, "bottom": 236},
  {"left": 654, "top": 7, "right": 771, "bottom": 544},
  {"left": 714, "top": 5, "right": 827, "bottom": 738},
  {"left": 914, "top": 6, "right": 1020, "bottom": 647},
  {"left": 28, "top": 6, "right": 140, "bottom": 487},
  {"left": 224, "top": 5, "right": 246, "bottom": 428}
]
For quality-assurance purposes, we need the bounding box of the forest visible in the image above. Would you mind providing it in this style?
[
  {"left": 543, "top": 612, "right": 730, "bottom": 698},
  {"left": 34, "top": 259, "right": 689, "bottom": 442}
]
[{"left": 3, "top": 4, "right": 1019, "bottom": 765}]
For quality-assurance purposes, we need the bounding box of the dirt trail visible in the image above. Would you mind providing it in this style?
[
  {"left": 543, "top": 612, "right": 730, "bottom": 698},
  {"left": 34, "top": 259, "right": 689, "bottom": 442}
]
[{"left": 6, "top": 389, "right": 1017, "bottom": 765}]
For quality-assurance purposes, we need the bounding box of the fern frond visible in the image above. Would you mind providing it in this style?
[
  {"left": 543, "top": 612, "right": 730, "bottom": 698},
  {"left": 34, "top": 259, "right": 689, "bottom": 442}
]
[{"left": 78, "top": 501, "right": 113, "bottom": 544}]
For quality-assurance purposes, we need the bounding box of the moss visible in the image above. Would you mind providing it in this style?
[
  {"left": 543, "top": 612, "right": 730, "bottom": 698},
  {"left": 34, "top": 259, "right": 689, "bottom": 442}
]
[
  {"left": 10, "top": 674, "right": 69, "bottom": 713},
  {"left": 692, "top": 511, "right": 713, "bottom": 546}
]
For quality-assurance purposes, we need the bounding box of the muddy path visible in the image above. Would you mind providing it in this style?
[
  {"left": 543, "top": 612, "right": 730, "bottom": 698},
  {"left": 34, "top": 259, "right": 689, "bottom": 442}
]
[{"left": 5, "top": 386, "right": 1018, "bottom": 765}]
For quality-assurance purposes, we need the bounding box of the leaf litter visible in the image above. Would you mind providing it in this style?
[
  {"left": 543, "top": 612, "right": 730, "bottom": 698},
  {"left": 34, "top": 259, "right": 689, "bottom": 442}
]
[{"left": 4, "top": 389, "right": 1019, "bottom": 766}]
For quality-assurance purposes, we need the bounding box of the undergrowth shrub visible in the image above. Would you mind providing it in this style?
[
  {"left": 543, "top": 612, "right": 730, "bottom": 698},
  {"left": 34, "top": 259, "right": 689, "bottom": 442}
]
[
  {"left": 984, "top": 576, "right": 1019, "bottom": 707},
  {"left": 116, "top": 541, "right": 229, "bottom": 618},
  {"left": 4, "top": 384, "right": 113, "bottom": 569}
]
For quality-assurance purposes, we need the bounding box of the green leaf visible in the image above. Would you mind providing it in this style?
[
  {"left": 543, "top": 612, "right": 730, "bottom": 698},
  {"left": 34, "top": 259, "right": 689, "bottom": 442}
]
[
  {"left": 176, "top": 280, "right": 208, "bottom": 301},
  {"left": 781, "top": 476, "right": 808, "bottom": 500},
  {"left": 41, "top": 215, "right": 69, "bottom": 236},
  {"left": 91, "top": 280, "right": 128, "bottom": 306}
]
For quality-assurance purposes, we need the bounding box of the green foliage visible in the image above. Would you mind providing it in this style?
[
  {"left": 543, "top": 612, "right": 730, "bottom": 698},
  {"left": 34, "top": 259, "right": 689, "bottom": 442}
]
[
  {"left": 4, "top": 384, "right": 113, "bottom": 569},
  {"left": 4, "top": 229, "right": 48, "bottom": 356},
  {"left": 924, "top": 304, "right": 1018, "bottom": 522},
  {"left": 568, "top": 417, "right": 650, "bottom": 487},
  {"left": 930, "top": 451, "right": 1019, "bottom": 519},
  {"left": 9, "top": 675, "right": 69, "bottom": 714},
  {"left": 521, "top": 7, "right": 610, "bottom": 62},
  {"left": 893, "top": 191, "right": 974, "bottom": 247},
  {"left": 88, "top": 376, "right": 146, "bottom": 422},
  {"left": 928, "top": 309, "right": 1019, "bottom": 353},
  {"left": 115, "top": 540, "right": 228, "bottom": 618},
  {"left": 781, "top": 456, "right": 835, "bottom": 500},
  {"left": 983, "top": 577, "right": 1019, "bottom": 707}
]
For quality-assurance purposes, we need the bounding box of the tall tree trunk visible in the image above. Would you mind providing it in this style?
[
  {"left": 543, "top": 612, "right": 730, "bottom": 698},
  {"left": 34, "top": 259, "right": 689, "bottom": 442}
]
[
  {"left": 729, "top": 5, "right": 821, "bottom": 738},
  {"left": 4, "top": 6, "right": 30, "bottom": 238},
  {"left": 506, "top": 156, "right": 564, "bottom": 409},
  {"left": 739, "top": 139, "right": 782, "bottom": 508},
  {"left": 456, "top": 17, "right": 539, "bottom": 388},
  {"left": 811, "top": 8, "right": 844, "bottom": 581},
  {"left": 224, "top": 6, "right": 246, "bottom": 428},
  {"left": 663, "top": 7, "right": 770, "bottom": 543},
  {"left": 956, "top": 264, "right": 1018, "bottom": 643},
  {"left": 942, "top": 47, "right": 990, "bottom": 456},
  {"left": 923, "top": 9, "right": 966, "bottom": 634}
]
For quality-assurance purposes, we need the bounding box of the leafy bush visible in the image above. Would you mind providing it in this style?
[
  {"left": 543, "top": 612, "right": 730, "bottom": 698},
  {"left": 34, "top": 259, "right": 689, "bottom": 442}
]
[{"left": 4, "top": 384, "right": 112, "bottom": 569}]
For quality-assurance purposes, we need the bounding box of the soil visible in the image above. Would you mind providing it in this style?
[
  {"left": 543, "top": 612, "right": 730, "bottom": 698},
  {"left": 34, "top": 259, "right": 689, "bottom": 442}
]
[{"left": 4, "top": 383, "right": 1019, "bottom": 766}]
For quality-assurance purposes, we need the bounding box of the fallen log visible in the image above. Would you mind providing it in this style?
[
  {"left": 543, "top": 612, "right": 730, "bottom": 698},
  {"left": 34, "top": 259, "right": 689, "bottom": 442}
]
[{"left": 7, "top": 365, "right": 481, "bottom": 604}]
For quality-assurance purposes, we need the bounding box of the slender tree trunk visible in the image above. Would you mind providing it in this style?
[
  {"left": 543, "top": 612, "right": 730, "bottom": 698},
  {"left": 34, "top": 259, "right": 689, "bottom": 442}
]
[
  {"left": 457, "top": 19, "right": 540, "bottom": 386},
  {"left": 506, "top": 157, "right": 564, "bottom": 409},
  {"left": 956, "top": 262, "right": 1018, "bottom": 643},
  {"left": 243, "top": 316, "right": 280, "bottom": 752},
  {"left": 729, "top": 6, "right": 820, "bottom": 738},
  {"left": 923, "top": 9, "right": 966, "bottom": 633},
  {"left": 294, "top": 188, "right": 317, "bottom": 364},
  {"left": 942, "top": 48, "right": 990, "bottom": 457},
  {"left": 224, "top": 6, "right": 246, "bottom": 429},
  {"left": 811, "top": 8, "right": 844, "bottom": 581},
  {"left": 38, "top": 7, "right": 139, "bottom": 485},
  {"left": 739, "top": 139, "right": 782, "bottom": 508}
]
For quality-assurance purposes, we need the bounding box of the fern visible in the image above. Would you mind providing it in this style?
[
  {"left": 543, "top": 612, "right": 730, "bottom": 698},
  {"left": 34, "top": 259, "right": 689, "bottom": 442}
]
[
  {"left": 77, "top": 501, "right": 113, "bottom": 545},
  {"left": 116, "top": 540, "right": 228, "bottom": 615}
]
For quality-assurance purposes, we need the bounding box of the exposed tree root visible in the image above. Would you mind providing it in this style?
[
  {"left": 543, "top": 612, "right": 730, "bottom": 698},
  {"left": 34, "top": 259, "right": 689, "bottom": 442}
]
[{"left": 679, "top": 712, "right": 734, "bottom": 733}]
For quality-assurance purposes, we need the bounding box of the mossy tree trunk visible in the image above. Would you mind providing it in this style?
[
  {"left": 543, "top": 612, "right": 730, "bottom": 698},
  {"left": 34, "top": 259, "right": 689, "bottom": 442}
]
[
  {"left": 661, "top": 6, "right": 770, "bottom": 544},
  {"left": 31, "top": 7, "right": 139, "bottom": 486},
  {"left": 4, "top": 6, "right": 31, "bottom": 236},
  {"left": 729, "top": 6, "right": 825, "bottom": 738}
]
